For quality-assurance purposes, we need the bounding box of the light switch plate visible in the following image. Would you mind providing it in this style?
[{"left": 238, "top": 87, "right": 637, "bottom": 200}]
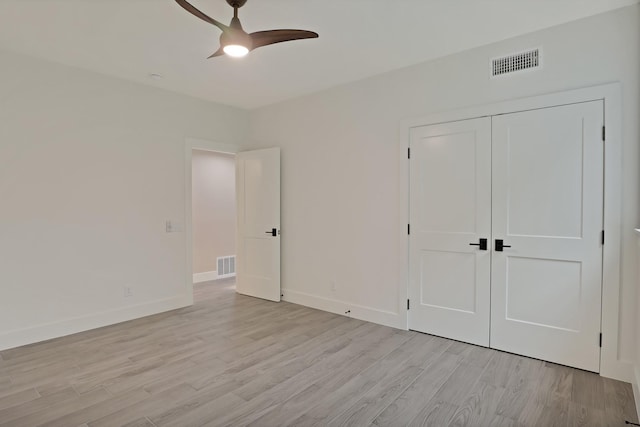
[{"left": 166, "top": 220, "right": 184, "bottom": 233}]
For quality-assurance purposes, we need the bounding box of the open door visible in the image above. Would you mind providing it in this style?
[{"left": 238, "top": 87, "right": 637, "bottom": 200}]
[{"left": 236, "top": 147, "right": 281, "bottom": 302}]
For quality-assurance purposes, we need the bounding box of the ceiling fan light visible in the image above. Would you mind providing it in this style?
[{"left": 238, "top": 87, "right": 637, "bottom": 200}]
[{"left": 223, "top": 44, "right": 249, "bottom": 57}]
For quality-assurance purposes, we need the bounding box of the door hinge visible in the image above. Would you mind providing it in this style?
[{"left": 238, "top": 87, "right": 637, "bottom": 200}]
[
  {"left": 601, "top": 230, "right": 605, "bottom": 245},
  {"left": 602, "top": 126, "right": 606, "bottom": 141},
  {"left": 407, "top": 299, "right": 410, "bottom": 310},
  {"left": 408, "top": 147, "right": 411, "bottom": 159},
  {"left": 408, "top": 224, "right": 410, "bottom": 235},
  {"left": 599, "top": 333, "right": 603, "bottom": 347}
]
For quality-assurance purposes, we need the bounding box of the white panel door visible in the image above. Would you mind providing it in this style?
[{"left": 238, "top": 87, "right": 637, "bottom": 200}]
[
  {"left": 236, "top": 147, "right": 281, "bottom": 302},
  {"left": 409, "top": 118, "right": 492, "bottom": 346},
  {"left": 491, "top": 101, "right": 604, "bottom": 372}
]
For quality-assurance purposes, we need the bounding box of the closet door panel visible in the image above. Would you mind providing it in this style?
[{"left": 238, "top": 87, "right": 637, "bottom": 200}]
[
  {"left": 408, "top": 117, "right": 491, "bottom": 346},
  {"left": 490, "top": 101, "right": 604, "bottom": 372}
]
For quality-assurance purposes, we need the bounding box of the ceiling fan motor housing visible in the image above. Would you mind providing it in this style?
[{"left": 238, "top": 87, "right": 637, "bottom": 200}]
[
  {"left": 220, "top": 29, "right": 253, "bottom": 51},
  {"left": 227, "top": 0, "right": 247, "bottom": 8}
]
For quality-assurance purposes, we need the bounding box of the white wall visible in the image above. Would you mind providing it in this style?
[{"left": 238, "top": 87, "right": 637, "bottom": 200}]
[
  {"left": 249, "top": 5, "right": 640, "bottom": 377},
  {"left": 0, "top": 49, "right": 248, "bottom": 350},
  {"left": 192, "top": 150, "right": 236, "bottom": 274}
]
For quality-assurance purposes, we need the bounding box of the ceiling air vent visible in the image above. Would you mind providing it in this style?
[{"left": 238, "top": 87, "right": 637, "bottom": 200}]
[{"left": 491, "top": 48, "right": 541, "bottom": 78}]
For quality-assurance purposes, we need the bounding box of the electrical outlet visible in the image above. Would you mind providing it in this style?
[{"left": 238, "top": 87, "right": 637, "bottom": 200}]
[
  {"left": 124, "top": 286, "right": 133, "bottom": 297},
  {"left": 331, "top": 280, "right": 337, "bottom": 292}
]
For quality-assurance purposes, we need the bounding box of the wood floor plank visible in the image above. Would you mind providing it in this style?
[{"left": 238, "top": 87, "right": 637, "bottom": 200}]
[
  {"left": 72, "top": 358, "right": 144, "bottom": 395},
  {"left": 37, "top": 388, "right": 149, "bottom": 427},
  {"left": 372, "top": 350, "right": 461, "bottom": 426},
  {"left": 450, "top": 342, "right": 495, "bottom": 369},
  {"left": 244, "top": 383, "right": 322, "bottom": 427},
  {"left": 0, "top": 387, "right": 111, "bottom": 427},
  {"left": 537, "top": 362, "right": 574, "bottom": 405},
  {"left": 150, "top": 392, "right": 246, "bottom": 427},
  {"left": 480, "top": 351, "right": 522, "bottom": 388},
  {"left": 104, "top": 358, "right": 196, "bottom": 395},
  {"left": 288, "top": 334, "right": 438, "bottom": 427},
  {"left": 520, "top": 395, "right": 570, "bottom": 427},
  {"left": 36, "top": 380, "right": 76, "bottom": 398},
  {"left": 0, "top": 387, "right": 40, "bottom": 412},
  {"left": 568, "top": 402, "right": 607, "bottom": 427},
  {"left": 0, "top": 387, "right": 79, "bottom": 425},
  {"left": 0, "top": 280, "right": 635, "bottom": 427},
  {"left": 428, "top": 361, "right": 485, "bottom": 406},
  {"left": 231, "top": 322, "right": 389, "bottom": 402},
  {"left": 140, "top": 356, "right": 227, "bottom": 396},
  {"left": 88, "top": 383, "right": 198, "bottom": 427},
  {"left": 495, "top": 378, "right": 537, "bottom": 421},
  {"left": 603, "top": 376, "right": 638, "bottom": 424},
  {"left": 407, "top": 400, "right": 460, "bottom": 427},
  {"left": 121, "top": 417, "right": 156, "bottom": 427},
  {"left": 144, "top": 379, "right": 243, "bottom": 427},
  {"left": 572, "top": 369, "right": 605, "bottom": 411},
  {"left": 0, "top": 377, "right": 12, "bottom": 395},
  {"left": 325, "top": 364, "right": 423, "bottom": 426},
  {"left": 209, "top": 327, "right": 409, "bottom": 427},
  {"left": 232, "top": 334, "right": 360, "bottom": 401},
  {"left": 276, "top": 333, "right": 412, "bottom": 426},
  {"left": 446, "top": 380, "right": 506, "bottom": 427}
]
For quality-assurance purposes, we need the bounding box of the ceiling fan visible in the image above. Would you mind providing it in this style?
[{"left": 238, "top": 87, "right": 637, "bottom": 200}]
[{"left": 175, "top": 0, "right": 319, "bottom": 58}]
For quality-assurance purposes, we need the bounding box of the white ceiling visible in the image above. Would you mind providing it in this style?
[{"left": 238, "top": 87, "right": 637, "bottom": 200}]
[{"left": 0, "top": 0, "right": 636, "bottom": 109}]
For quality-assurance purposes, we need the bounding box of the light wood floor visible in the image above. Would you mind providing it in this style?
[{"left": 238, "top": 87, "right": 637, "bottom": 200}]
[{"left": 0, "top": 280, "right": 637, "bottom": 427}]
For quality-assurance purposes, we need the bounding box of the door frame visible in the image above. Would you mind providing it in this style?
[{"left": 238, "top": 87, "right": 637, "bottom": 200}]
[
  {"left": 399, "top": 83, "right": 625, "bottom": 381},
  {"left": 184, "top": 138, "right": 240, "bottom": 306}
]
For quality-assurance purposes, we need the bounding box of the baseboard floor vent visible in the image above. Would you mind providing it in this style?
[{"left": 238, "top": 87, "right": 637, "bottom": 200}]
[
  {"left": 491, "top": 48, "right": 541, "bottom": 77},
  {"left": 217, "top": 255, "right": 236, "bottom": 279}
]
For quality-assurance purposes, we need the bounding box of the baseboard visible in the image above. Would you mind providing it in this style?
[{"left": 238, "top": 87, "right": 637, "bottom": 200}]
[
  {"left": 600, "top": 356, "right": 635, "bottom": 383},
  {"left": 282, "top": 289, "right": 405, "bottom": 330},
  {"left": 193, "top": 270, "right": 217, "bottom": 283},
  {"left": 192, "top": 271, "right": 236, "bottom": 283},
  {"left": 0, "top": 295, "right": 191, "bottom": 352}
]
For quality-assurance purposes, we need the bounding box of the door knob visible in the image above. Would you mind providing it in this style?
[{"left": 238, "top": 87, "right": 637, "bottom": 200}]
[
  {"left": 265, "top": 228, "right": 277, "bottom": 237},
  {"left": 469, "top": 238, "right": 488, "bottom": 251},
  {"left": 495, "top": 239, "right": 512, "bottom": 252}
]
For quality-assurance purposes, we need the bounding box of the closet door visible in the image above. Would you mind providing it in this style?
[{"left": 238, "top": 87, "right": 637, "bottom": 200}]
[
  {"left": 490, "top": 101, "right": 604, "bottom": 372},
  {"left": 408, "top": 118, "right": 492, "bottom": 346}
]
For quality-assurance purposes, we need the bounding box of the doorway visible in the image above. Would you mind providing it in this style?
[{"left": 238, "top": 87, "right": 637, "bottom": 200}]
[
  {"left": 185, "top": 139, "right": 282, "bottom": 306},
  {"left": 184, "top": 138, "right": 240, "bottom": 305},
  {"left": 191, "top": 149, "right": 237, "bottom": 288}
]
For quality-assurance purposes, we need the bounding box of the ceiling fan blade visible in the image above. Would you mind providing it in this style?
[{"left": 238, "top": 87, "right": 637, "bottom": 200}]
[
  {"left": 250, "top": 30, "right": 318, "bottom": 50},
  {"left": 208, "top": 46, "right": 225, "bottom": 59},
  {"left": 175, "top": 0, "right": 229, "bottom": 32}
]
